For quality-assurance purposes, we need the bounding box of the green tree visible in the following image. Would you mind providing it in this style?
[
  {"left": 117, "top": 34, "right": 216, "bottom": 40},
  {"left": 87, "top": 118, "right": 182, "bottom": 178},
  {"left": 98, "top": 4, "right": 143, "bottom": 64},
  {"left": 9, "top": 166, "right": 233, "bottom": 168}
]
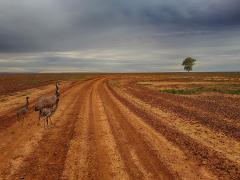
[{"left": 182, "top": 57, "right": 196, "bottom": 72}]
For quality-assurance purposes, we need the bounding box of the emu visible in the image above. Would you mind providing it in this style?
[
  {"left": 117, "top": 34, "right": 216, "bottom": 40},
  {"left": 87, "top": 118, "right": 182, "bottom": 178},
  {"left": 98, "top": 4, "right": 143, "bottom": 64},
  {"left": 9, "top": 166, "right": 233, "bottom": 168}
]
[
  {"left": 40, "top": 99, "right": 59, "bottom": 127},
  {"left": 16, "top": 97, "right": 30, "bottom": 122},
  {"left": 35, "top": 82, "right": 60, "bottom": 125}
]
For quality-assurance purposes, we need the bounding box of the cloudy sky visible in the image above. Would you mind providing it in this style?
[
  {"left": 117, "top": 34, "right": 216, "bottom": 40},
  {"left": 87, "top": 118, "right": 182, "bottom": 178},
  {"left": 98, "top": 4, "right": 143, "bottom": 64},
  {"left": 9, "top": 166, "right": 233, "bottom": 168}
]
[{"left": 0, "top": 0, "right": 240, "bottom": 72}]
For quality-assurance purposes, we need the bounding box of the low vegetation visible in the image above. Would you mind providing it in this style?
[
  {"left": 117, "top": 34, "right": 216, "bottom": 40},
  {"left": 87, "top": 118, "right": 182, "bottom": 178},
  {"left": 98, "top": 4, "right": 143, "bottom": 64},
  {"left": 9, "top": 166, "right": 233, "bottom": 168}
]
[{"left": 160, "top": 87, "right": 240, "bottom": 95}]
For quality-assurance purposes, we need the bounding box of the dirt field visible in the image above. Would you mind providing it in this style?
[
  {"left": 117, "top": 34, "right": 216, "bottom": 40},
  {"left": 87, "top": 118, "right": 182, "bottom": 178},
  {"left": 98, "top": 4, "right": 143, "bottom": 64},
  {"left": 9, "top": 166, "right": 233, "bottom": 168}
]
[{"left": 0, "top": 73, "right": 239, "bottom": 179}]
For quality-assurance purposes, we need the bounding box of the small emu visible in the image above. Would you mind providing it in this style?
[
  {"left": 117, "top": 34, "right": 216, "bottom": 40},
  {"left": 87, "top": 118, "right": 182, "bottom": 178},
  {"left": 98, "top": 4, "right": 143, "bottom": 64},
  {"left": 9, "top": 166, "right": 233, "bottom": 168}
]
[
  {"left": 16, "top": 96, "right": 30, "bottom": 121},
  {"left": 40, "top": 99, "right": 59, "bottom": 127},
  {"left": 35, "top": 82, "right": 60, "bottom": 125}
]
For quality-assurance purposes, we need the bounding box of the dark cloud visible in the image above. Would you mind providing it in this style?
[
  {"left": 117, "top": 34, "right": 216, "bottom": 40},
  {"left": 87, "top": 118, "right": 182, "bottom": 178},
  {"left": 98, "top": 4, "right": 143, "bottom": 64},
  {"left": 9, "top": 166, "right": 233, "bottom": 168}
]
[{"left": 0, "top": 0, "right": 239, "bottom": 71}]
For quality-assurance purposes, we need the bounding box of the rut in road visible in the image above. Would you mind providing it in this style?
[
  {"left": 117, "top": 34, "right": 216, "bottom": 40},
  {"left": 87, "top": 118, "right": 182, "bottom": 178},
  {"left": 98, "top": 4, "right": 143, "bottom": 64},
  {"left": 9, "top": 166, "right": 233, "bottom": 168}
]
[
  {"left": 1, "top": 77, "right": 239, "bottom": 179},
  {"left": 63, "top": 78, "right": 217, "bottom": 179},
  {"left": 107, "top": 81, "right": 240, "bottom": 179},
  {"left": 63, "top": 79, "right": 129, "bottom": 179},
  {"left": 10, "top": 79, "right": 96, "bottom": 179},
  {"left": 0, "top": 81, "right": 83, "bottom": 179},
  {"left": 127, "top": 83, "right": 240, "bottom": 121},
  {"left": 125, "top": 85, "right": 240, "bottom": 139}
]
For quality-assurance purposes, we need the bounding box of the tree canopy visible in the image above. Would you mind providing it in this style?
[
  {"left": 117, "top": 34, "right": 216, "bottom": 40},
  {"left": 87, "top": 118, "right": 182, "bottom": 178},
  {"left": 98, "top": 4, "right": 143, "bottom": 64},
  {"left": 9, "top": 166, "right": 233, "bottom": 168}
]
[{"left": 182, "top": 57, "right": 196, "bottom": 72}]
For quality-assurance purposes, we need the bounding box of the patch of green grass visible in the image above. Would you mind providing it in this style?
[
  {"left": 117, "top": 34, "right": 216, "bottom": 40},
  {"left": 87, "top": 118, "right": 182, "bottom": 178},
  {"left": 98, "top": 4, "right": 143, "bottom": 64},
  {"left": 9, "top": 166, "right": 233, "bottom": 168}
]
[
  {"left": 160, "top": 87, "right": 240, "bottom": 95},
  {"left": 160, "top": 87, "right": 203, "bottom": 95},
  {"left": 211, "top": 89, "right": 240, "bottom": 94}
]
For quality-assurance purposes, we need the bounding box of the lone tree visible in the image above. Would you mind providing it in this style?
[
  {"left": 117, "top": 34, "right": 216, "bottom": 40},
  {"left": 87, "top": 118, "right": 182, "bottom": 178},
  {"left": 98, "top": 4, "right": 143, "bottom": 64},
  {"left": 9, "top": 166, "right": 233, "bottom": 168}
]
[{"left": 182, "top": 57, "right": 196, "bottom": 72}]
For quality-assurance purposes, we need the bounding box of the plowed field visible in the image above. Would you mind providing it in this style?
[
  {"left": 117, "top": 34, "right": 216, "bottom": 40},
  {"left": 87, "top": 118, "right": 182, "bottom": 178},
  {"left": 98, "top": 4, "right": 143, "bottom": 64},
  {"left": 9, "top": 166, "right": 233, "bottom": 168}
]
[{"left": 0, "top": 74, "right": 239, "bottom": 179}]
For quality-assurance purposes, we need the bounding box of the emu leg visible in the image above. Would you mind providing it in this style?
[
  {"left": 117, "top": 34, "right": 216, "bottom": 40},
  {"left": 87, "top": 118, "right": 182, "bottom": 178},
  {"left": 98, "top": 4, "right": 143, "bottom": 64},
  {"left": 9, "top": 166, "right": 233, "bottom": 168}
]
[
  {"left": 38, "top": 111, "right": 41, "bottom": 125},
  {"left": 49, "top": 117, "right": 54, "bottom": 126},
  {"left": 46, "top": 117, "right": 49, "bottom": 128},
  {"left": 44, "top": 117, "right": 46, "bottom": 128}
]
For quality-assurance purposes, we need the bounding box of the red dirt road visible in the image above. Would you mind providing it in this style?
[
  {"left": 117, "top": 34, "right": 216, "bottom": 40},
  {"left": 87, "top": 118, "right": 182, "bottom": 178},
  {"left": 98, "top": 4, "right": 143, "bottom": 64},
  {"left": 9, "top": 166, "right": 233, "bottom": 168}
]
[{"left": 0, "top": 76, "right": 239, "bottom": 179}]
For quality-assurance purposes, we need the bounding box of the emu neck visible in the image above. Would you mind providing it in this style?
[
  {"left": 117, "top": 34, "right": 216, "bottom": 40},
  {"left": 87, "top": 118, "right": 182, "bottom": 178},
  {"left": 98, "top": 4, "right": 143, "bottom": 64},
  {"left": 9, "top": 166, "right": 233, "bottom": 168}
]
[
  {"left": 55, "top": 83, "right": 60, "bottom": 97},
  {"left": 26, "top": 99, "right": 29, "bottom": 109},
  {"left": 56, "top": 90, "right": 59, "bottom": 97},
  {"left": 56, "top": 98, "right": 59, "bottom": 107}
]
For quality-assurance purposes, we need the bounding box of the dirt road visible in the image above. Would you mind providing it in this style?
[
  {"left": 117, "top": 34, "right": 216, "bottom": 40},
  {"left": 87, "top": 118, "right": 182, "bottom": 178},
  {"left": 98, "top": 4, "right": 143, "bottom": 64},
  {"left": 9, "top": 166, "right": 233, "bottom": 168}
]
[{"left": 0, "top": 77, "right": 239, "bottom": 179}]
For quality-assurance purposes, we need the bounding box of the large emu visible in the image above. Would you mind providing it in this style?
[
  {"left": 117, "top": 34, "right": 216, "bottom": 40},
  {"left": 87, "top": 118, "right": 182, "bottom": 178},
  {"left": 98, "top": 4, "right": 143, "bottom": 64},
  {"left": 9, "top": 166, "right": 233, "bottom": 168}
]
[
  {"left": 35, "top": 82, "right": 60, "bottom": 125},
  {"left": 16, "top": 96, "right": 30, "bottom": 122},
  {"left": 40, "top": 99, "right": 59, "bottom": 127}
]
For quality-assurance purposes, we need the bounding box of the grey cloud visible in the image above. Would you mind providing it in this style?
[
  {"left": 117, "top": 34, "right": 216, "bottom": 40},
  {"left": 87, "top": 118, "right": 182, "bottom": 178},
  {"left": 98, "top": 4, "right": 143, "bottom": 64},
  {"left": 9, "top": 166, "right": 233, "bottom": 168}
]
[
  {"left": 0, "top": 0, "right": 240, "bottom": 52},
  {"left": 0, "top": 0, "right": 240, "bottom": 72}
]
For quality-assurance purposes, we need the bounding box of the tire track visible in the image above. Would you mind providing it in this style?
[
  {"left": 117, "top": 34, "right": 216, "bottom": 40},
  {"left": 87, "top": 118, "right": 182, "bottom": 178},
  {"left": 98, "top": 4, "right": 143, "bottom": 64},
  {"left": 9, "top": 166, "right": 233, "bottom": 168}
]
[
  {"left": 10, "top": 79, "right": 96, "bottom": 179},
  {"left": 1, "top": 76, "right": 239, "bottom": 179},
  {"left": 0, "top": 81, "right": 84, "bottom": 179},
  {"left": 99, "top": 81, "right": 177, "bottom": 179},
  {"left": 126, "top": 86, "right": 240, "bottom": 139},
  {"left": 102, "top": 81, "right": 217, "bottom": 179},
  {"left": 62, "top": 79, "right": 103, "bottom": 179},
  {"left": 61, "top": 84, "right": 92, "bottom": 179},
  {"left": 89, "top": 79, "right": 129, "bottom": 179},
  {"left": 129, "top": 84, "right": 240, "bottom": 121},
  {"left": 62, "top": 78, "right": 129, "bottom": 179},
  {"left": 107, "top": 82, "right": 240, "bottom": 179}
]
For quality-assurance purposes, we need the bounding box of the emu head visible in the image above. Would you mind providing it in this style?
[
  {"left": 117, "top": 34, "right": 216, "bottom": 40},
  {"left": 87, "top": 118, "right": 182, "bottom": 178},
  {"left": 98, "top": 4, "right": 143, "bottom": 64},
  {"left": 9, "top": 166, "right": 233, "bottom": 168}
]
[{"left": 26, "top": 96, "right": 30, "bottom": 105}]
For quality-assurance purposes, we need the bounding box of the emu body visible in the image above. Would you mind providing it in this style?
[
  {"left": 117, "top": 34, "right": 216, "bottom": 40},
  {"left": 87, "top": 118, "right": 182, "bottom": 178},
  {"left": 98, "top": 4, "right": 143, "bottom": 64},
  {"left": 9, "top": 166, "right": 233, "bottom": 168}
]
[
  {"left": 35, "top": 82, "right": 60, "bottom": 125},
  {"left": 16, "top": 97, "right": 30, "bottom": 121},
  {"left": 40, "top": 103, "right": 58, "bottom": 127}
]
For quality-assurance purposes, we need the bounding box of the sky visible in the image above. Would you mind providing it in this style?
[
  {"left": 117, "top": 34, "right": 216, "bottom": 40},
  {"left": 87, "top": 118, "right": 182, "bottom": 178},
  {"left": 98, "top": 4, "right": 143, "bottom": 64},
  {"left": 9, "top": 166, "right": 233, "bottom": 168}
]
[{"left": 0, "top": 0, "right": 240, "bottom": 72}]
